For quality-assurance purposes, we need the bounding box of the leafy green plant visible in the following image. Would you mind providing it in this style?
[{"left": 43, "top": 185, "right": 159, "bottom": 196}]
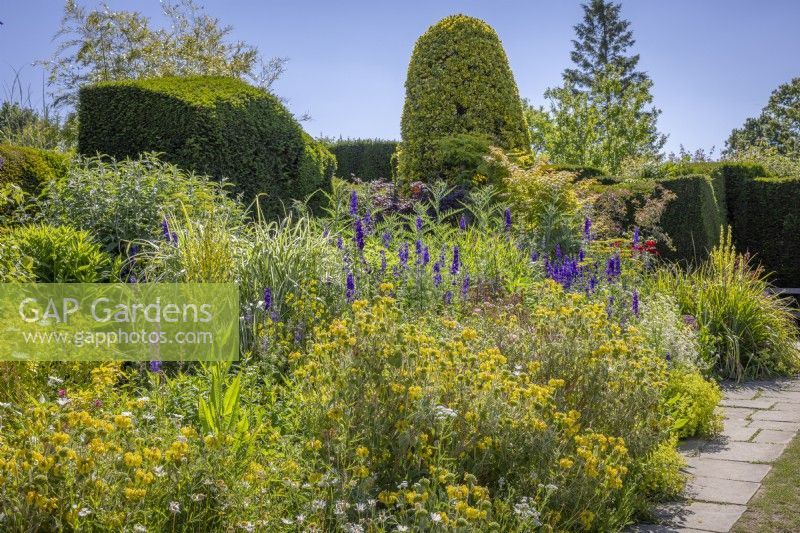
[
  {"left": 665, "top": 367, "right": 722, "bottom": 438},
  {"left": 657, "top": 227, "right": 800, "bottom": 380},
  {"left": 197, "top": 362, "right": 250, "bottom": 451},
  {"left": 8, "top": 223, "right": 110, "bottom": 282},
  {"left": 38, "top": 153, "right": 241, "bottom": 253}
]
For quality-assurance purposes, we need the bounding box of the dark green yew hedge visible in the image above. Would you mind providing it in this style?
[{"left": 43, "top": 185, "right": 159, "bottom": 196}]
[
  {"left": 0, "top": 144, "right": 70, "bottom": 194},
  {"left": 326, "top": 139, "right": 398, "bottom": 182},
  {"left": 78, "top": 76, "right": 335, "bottom": 218}
]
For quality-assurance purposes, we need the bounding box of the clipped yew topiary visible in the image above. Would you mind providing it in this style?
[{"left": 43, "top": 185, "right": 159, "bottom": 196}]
[
  {"left": 396, "top": 15, "right": 531, "bottom": 187},
  {"left": 78, "top": 76, "right": 335, "bottom": 218},
  {"left": 0, "top": 144, "right": 70, "bottom": 194}
]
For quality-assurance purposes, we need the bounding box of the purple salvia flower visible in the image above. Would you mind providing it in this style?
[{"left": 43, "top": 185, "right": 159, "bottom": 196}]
[
  {"left": 349, "top": 190, "right": 358, "bottom": 216},
  {"left": 380, "top": 250, "right": 387, "bottom": 273},
  {"left": 606, "top": 296, "right": 614, "bottom": 319},
  {"left": 382, "top": 231, "right": 391, "bottom": 249},
  {"left": 461, "top": 272, "right": 470, "bottom": 297},
  {"left": 354, "top": 218, "right": 365, "bottom": 251},
  {"left": 578, "top": 249, "right": 586, "bottom": 262},
  {"left": 415, "top": 216, "right": 423, "bottom": 232},
  {"left": 531, "top": 251, "right": 539, "bottom": 262},
  {"left": 583, "top": 216, "right": 592, "bottom": 241},
  {"left": 632, "top": 289, "right": 640, "bottom": 318},
  {"left": 555, "top": 244, "right": 562, "bottom": 260},
  {"left": 444, "top": 291, "right": 453, "bottom": 305},
  {"left": 633, "top": 227, "right": 640, "bottom": 247},
  {"left": 504, "top": 208, "right": 512, "bottom": 231},
  {"left": 322, "top": 225, "right": 330, "bottom": 238},
  {"left": 264, "top": 287, "right": 272, "bottom": 311},
  {"left": 422, "top": 246, "right": 430, "bottom": 266},
  {"left": 161, "top": 217, "right": 171, "bottom": 242},
  {"left": 415, "top": 239, "right": 423, "bottom": 259},
  {"left": 459, "top": 215, "right": 467, "bottom": 231},
  {"left": 336, "top": 236, "right": 344, "bottom": 249},
  {"left": 433, "top": 262, "right": 442, "bottom": 287},
  {"left": 450, "top": 245, "right": 460, "bottom": 275},
  {"left": 346, "top": 271, "right": 355, "bottom": 302},
  {"left": 398, "top": 242, "right": 409, "bottom": 267},
  {"left": 149, "top": 360, "right": 162, "bottom": 373},
  {"left": 363, "top": 210, "right": 372, "bottom": 232}
]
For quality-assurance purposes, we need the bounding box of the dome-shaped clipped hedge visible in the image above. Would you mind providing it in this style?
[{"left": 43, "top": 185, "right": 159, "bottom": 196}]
[
  {"left": 396, "top": 15, "right": 530, "bottom": 186},
  {"left": 78, "top": 76, "right": 335, "bottom": 218}
]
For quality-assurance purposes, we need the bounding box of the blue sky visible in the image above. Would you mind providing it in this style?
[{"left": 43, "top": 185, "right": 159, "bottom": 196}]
[{"left": 2, "top": 1, "right": 799, "bottom": 154}]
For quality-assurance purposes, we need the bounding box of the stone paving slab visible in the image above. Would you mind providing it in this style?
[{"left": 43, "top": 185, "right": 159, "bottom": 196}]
[
  {"left": 683, "top": 456, "right": 771, "bottom": 483},
  {"left": 632, "top": 377, "right": 800, "bottom": 532},
  {"left": 699, "top": 440, "right": 787, "bottom": 462},
  {"left": 685, "top": 476, "right": 760, "bottom": 505},
  {"left": 752, "top": 428, "right": 795, "bottom": 444},
  {"left": 719, "top": 398, "right": 776, "bottom": 410}
]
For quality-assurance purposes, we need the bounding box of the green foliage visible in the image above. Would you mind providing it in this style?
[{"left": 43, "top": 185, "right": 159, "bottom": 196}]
[
  {"left": 430, "top": 133, "right": 509, "bottom": 188},
  {"left": 544, "top": 163, "right": 606, "bottom": 181},
  {"left": 528, "top": 66, "right": 666, "bottom": 174},
  {"left": 8, "top": 224, "right": 110, "bottom": 282},
  {"left": 724, "top": 141, "right": 800, "bottom": 177},
  {"left": 77, "top": 76, "right": 334, "bottom": 219},
  {"left": 665, "top": 367, "right": 722, "bottom": 438},
  {"left": 396, "top": 15, "right": 530, "bottom": 187},
  {"left": 325, "top": 138, "right": 398, "bottom": 181},
  {"left": 43, "top": 0, "right": 286, "bottom": 107},
  {"left": 658, "top": 173, "right": 727, "bottom": 262},
  {"left": 725, "top": 77, "right": 800, "bottom": 158},
  {"left": 727, "top": 175, "right": 800, "bottom": 287},
  {"left": 657, "top": 228, "right": 800, "bottom": 381},
  {"left": 0, "top": 144, "right": 70, "bottom": 195},
  {"left": 564, "top": 0, "right": 647, "bottom": 90},
  {"left": 638, "top": 436, "right": 686, "bottom": 503},
  {"left": 37, "top": 153, "right": 241, "bottom": 253}
]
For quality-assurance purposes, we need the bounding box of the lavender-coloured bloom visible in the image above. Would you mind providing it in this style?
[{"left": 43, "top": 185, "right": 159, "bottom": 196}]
[
  {"left": 392, "top": 265, "right": 400, "bottom": 278},
  {"left": 578, "top": 249, "right": 586, "bottom": 262},
  {"left": 354, "top": 219, "right": 365, "bottom": 251},
  {"left": 415, "top": 216, "right": 423, "bottom": 232},
  {"left": 345, "top": 271, "right": 355, "bottom": 302},
  {"left": 433, "top": 262, "right": 442, "bottom": 287},
  {"left": 459, "top": 215, "right": 467, "bottom": 231},
  {"left": 336, "top": 236, "right": 344, "bottom": 249},
  {"left": 382, "top": 231, "right": 391, "bottom": 249},
  {"left": 363, "top": 210, "right": 372, "bottom": 231},
  {"left": 415, "top": 239, "right": 422, "bottom": 259},
  {"left": 606, "top": 296, "right": 614, "bottom": 319},
  {"left": 583, "top": 216, "right": 592, "bottom": 241},
  {"left": 422, "top": 246, "right": 430, "bottom": 266},
  {"left": 380, "top": 250, "right": 387, "bottom": 273},
  {"left": 264, "top": 287, "right": 272, "bottom": 311},
  {"left": 161, "top": 217, "right": 171, "bottom": 242},
  {"left": 632, "top": 289, "right": 640, "bottom": 318},
  {"left": 349, "top": 190, "right": 358, "bottom": 216},
  {"left": 461, "top": 272, "right": 470, "bottom": 297},
  {"left": 294, "top": 324, "right": 304, "bottom": 343},
  {"left": 149, "top": 360, "right": 162, "bottom": 373},
  {"left": 398, "top": 242, "right": 409, "bottom": 267},
  {"left": 555, "top": 244, "right": 562, "bottom": 260},
  {"left": 450, "top": 245, "right": 460, "bottom": 275},
  {"left": 444, "top": 291, "right": 453, "bottom": 305},
  {"left": 531, "top": 251, "right": 539, "bottom": 262},
  {"left": 504, "top": 208, "right": 512, "bottom": 231},
  {"left": 322, "top": 225, "right": 330, "bottom": 238},
  {"left": 633, "top": 227, "right": 640, "bottom": 246},
  {"left": 589, "top": 274, "right": 598, "bottom": 293}
]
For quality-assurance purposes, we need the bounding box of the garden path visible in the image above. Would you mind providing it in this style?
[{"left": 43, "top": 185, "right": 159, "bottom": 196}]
[{"left": 632, "top": 376, "right": 800, "bottom": 533}]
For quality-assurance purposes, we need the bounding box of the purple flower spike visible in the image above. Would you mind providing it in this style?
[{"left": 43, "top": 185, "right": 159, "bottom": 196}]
[
  {"left": 380, "top": 250, "right": 387, "bottom": 273},
  {"left": 149, "top": 360, "right": 162, "bottom": 373},
  {"left": 632, "top": 289, "right": 640, "bottom": 318},
  {"left": 383, "top": 231, "right": 391, "bottom": 249},
  {"left": 433, "top": 262, "right": 442, "bottom": 287},
  {"left": 459, "top": 215, "right": 467, "bottom": 231},
  {"left": 264, "top": 287, "right": 272, "bottom": 311},
  {"left": 504, "top": 208, "right": 512, "bottom": 231},
  {"left": 416, "top": 216, "right": 423, "bottom": 232},
  {"left": 461, "top": 272, "right": 470, "bottom": 297},
  {"left": 633, "top": 227, "right": 640, "bottom": 246},
  {"left": 349, "top": 190, "right": 358, "bottom": 216},
  {"left": 583, "top": 216, "right": 592, "bottom": 241},
  {"left": 399, "top": 242, "right": 409, "bottom": 267},
  {"left": 531, "top": 251, "right": 539, "bottom": 262},
  {"left": 450, "top": 245, "right": 460, "bottom": 275},
  {"left": 422, "top": 246, "right": 430, "bottom": 266},
  {"left": 444, "top": 291, "right": 453, "bottom": 305},
  {"left": 606, "top": 296, "right": 614, "bottom": 320},
  {"left": 346, "top": 271, "right": 355, "bottom": 302},
  {"left": 354, "top": 219, "right": 365, "bottom": 251}
]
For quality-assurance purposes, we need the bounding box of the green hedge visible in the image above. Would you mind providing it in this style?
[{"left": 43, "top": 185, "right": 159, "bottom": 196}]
[
  {"left": 326, "top": 139, "right": 398, "bottom": 181},
  {"left": 78, "top": 76, "right": 335, "bottom": 217},
  {"left": 545, "top": 164, "right": 606, "bottom": 181},
  {"left": 0, "top": 144, "right": 70, "bottom": 194},
  {"left": 727, "top": 176, "right": 800, "bottom": 286},
  {"left": 658, "top": 174, "right": 727, "bottom": 262}
]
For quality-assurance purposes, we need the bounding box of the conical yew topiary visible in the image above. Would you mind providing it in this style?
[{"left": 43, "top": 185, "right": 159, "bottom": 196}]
[{"left": 396, "top": 14, "right": 530, "bottom": 187}]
